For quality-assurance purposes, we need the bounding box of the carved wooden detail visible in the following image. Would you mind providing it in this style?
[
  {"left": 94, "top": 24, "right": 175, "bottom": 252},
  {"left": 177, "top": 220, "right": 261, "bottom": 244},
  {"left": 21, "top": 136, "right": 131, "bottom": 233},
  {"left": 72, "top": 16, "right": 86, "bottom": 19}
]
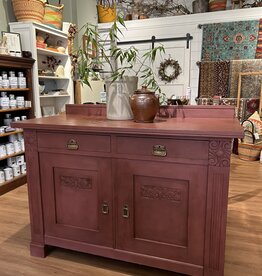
[
  {"left": 208, "top": 173, "right": 224, "bottom": 270},
  {"left": 141, "top": 185, "right": 182, "bottom": 202},
  {"left": 60, "top": 176, "right": 92, "bottom": 190},
  {"left": 24, "top": 130, "right": 37, "bottom": 153},
  {"left": 208, "top": 140, "right": 231, "bottom": 167}
]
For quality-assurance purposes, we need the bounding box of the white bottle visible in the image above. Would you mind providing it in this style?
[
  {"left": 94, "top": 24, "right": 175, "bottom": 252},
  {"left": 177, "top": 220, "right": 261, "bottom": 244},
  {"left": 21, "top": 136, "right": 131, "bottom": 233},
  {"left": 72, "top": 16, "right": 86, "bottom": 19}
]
[
  {"left": 100, "top": 84, "right": 107, "bottom": 104},
  {"left": 186, "top": 86, "right": 191, "bottom": 104}
]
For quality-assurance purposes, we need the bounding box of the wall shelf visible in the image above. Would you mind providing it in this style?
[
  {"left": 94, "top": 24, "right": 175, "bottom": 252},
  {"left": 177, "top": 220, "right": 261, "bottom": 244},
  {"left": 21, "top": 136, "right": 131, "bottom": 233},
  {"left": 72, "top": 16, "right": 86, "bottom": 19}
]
[
  {"left": 0, "top": 88, "right": 30, "bottom": 92},
  {"left": 0, "top": 130, "right": 23, "bottom": 138},
  {"left": 37, "top": 48, "right": 68, "bottom": 57},
  {"left": 38, "top": 76, "right": 70, "bottom": 80},
  {"left": 0, "top": 151, "right": 25, "bottom": 162},
  {"left": 10, "top": 22, "right": 74, "bottom": 118},
  {"left": 0, "top": 173, "right": 27, "bottom": 196},
  {"left": 0, "top": 107, "right": 31, "bottom": 113},
  {"left": 40, "top": 94, "right": 70, "bottom": 98}
]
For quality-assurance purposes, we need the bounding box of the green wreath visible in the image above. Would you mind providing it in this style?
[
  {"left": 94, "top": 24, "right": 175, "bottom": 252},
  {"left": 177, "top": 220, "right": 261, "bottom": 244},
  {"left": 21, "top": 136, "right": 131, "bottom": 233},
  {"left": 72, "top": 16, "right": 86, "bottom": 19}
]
[{"left": 158, "top": 58, "right": 181, "bottom": 83}]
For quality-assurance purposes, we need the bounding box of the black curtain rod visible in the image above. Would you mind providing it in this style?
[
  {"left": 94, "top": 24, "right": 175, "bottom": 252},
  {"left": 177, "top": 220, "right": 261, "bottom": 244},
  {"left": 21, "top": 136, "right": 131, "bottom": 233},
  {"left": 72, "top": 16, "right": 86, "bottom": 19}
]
[{"left": 117, "top": 33, "right": 193, "bottom": 49}]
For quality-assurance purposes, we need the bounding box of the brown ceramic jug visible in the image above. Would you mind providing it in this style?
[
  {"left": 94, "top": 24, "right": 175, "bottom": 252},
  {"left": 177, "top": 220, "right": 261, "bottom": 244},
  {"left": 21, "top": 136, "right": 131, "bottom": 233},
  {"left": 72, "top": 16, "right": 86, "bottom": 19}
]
[{"left": 130, "top": 86, "right": 159, "bottom": 123}]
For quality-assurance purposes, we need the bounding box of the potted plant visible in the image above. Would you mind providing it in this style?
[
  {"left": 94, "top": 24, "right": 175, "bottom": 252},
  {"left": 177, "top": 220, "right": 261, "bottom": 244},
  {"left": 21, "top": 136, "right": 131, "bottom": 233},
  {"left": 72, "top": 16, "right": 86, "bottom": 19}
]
[{"left": 75, "top": 15, "right": 165, "bottom": 120}]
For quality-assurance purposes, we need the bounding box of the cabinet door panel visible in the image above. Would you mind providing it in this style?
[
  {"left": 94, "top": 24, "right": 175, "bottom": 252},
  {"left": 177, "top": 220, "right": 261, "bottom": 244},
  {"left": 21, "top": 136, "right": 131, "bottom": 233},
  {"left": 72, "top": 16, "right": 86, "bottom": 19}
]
[
  {"left": 116, "top": 159, "right": 207, "bottom": 265},
  {"left": 40, "top": 153, "right": 113, "bottom": 247}
]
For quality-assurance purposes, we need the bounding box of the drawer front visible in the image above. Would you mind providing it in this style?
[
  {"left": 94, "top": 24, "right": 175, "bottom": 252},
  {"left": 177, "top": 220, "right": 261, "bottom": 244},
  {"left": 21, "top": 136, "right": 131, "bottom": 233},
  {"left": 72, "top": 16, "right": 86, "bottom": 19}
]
[
  {"left": 116, "top": 136, "right": 208, "bottom": 160},
  {"left": 38, "top": 132, "right": 111, "bottom": 153}
]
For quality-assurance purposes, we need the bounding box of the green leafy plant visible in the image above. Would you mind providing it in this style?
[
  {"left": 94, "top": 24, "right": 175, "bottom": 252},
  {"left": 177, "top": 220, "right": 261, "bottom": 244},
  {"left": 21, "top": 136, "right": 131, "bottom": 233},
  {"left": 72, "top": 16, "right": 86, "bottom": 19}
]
[{"left": 75, "top": 15, "right": 165, "bottom": 94}]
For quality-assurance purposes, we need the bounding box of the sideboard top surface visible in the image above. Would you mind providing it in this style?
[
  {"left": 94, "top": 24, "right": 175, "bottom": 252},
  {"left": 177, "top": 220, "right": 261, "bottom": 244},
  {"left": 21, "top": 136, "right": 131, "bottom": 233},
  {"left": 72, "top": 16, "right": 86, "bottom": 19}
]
[{"left": 12, "top": 113, "right": 243, "bottom": 139}]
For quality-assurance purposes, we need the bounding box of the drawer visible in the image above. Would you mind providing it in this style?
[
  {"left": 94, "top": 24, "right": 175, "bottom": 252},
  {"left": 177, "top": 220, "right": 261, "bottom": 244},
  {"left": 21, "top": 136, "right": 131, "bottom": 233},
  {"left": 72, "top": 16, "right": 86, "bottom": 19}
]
[
  {"left": 116, "top": 136, "right": 208, "bottom": 160},
  {"left": 38, "top": 132, "right": 111, "bottom": 153}
]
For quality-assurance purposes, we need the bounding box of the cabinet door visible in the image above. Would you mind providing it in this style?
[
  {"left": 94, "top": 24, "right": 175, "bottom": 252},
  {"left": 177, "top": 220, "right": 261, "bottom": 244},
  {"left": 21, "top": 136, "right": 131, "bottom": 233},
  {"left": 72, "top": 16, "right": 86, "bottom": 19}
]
[
  {"left": 116, "top": 159, "right": 207, "bottom": 265},
  {"left": 40, "top": 152, "right": 113, "bottom": 247}
]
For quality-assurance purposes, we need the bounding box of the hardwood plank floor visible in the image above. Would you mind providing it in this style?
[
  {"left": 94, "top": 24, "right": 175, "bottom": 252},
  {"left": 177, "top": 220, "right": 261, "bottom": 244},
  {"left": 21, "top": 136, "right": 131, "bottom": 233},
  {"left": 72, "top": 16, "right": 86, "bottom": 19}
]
[{"left": 0, "top": 155, "right": 261, "bottom": 276}]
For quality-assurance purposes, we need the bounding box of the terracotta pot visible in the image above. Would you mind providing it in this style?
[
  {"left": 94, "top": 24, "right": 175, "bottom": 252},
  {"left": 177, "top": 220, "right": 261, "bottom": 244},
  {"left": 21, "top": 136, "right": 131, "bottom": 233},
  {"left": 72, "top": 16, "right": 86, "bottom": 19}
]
[{"left": 130, "top": 86, "right": 159, "bottom": 123}]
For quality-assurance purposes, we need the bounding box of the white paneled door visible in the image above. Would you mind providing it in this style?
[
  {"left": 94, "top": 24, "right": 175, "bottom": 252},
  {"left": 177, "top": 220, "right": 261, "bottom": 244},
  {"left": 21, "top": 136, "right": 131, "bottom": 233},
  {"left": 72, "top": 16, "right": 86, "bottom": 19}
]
[{"left": 118, "top": 39, "right": 191, "bottom": 100}]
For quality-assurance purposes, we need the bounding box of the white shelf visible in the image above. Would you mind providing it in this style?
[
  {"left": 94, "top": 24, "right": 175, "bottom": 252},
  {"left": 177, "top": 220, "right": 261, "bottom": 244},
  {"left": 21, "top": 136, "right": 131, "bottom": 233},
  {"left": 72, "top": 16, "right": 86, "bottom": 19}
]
[
  {"left": 37, "top": 48, "right": 68, "bottom": 57},
  {"left": 40, "top": 94, "right": 70, "bottom": 98},
  {"left": 10, "top": 22, "right": 74, "bottom": 118},
  {"left": 38, "top": 76, "right": 70, "bottom": 80},
  {"left": 9, "top": 22, "right": 68, "bottom": 39}
]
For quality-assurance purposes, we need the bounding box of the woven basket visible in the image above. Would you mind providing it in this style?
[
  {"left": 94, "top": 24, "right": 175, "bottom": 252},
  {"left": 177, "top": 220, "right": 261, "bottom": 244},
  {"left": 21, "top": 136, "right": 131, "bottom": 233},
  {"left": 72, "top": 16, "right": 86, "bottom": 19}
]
[
  {"left": 238, "top": 135, "right": 262, "bottom": 161},
  {"left": 97, "top": 5, "right": 116, "bottom": 23},
  {"left": 12, "top": 0, "right": 45, "bottom": 23},
  {"left": 43, "top": 1, "right": 64, "bottom": 30}
]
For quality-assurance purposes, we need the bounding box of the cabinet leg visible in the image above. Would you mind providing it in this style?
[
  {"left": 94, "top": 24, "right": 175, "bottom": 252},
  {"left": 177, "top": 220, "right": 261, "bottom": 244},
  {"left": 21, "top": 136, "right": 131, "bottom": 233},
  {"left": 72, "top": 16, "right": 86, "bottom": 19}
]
[{"left": 30, "top": 242, "right": 48, "bottom": 258}]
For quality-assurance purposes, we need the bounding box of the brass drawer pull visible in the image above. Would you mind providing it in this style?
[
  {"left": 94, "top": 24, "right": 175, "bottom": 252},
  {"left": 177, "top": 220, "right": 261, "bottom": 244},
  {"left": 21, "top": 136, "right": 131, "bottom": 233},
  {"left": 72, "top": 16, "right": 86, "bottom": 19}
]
[
  {"left": 67, "top": 139, "right": 79, "bottom": 150},
  {"left": 101, "top": 202, "right": 109, "bottom": 215},
  {"left": 122, "top": 205, "right": 129, "bottom": 218},
  {"left": 152, "top": 145, "right": 167, "bottom": 157}
]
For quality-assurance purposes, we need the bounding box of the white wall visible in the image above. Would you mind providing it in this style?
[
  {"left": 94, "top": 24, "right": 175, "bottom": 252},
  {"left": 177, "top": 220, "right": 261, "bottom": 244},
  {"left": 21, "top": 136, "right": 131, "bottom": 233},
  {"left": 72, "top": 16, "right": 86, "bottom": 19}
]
[{"left": 98, "top": 7, "right": 262, "bottom": 103}]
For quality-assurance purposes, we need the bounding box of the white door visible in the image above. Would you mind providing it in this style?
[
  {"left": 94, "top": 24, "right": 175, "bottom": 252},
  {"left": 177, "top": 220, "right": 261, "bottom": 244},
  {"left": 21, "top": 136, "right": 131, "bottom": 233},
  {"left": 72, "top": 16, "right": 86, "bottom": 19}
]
[{"left": 118, "top": 39, "right": 191, "bottom": 100}]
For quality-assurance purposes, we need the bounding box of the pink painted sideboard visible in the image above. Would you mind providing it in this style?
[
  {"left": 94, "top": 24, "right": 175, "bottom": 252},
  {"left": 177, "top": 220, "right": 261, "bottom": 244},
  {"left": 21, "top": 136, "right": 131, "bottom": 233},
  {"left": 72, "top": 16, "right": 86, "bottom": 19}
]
[{"left": 12, "top": 105, "right": 243, "bottom": 276}]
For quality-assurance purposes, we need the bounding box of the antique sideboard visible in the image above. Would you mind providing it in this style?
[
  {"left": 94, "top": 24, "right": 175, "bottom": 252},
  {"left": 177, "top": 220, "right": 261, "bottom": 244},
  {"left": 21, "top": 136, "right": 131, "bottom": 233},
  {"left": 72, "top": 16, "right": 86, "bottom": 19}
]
[{"left": 12, "top": 105, "right": 243, "bottom": 276}]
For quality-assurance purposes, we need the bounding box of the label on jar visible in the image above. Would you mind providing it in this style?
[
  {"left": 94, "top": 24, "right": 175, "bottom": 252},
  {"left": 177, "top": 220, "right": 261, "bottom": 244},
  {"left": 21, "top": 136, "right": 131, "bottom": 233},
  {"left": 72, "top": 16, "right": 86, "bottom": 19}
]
[
  {"left": 13, "top": 117, "right": 20, "bottom": 122},
  {"left": 9, "top": 77, "right": 18, "bottom": 88},
  {"left": 6, "top": 143, "right": 15, "bottom": 155},
  {"left": 20, "top": 163, "right": 26, "bottom": 174},
  {"left": 13, "top": 141, "right": 22, "bottom": 153},
  {"left": 16, "top": 155, "right": 24, "bottom": 165},
  {"left": 8, "top": 134, "right": 17, "bottom": 143},
  {"left": 7, "top": 157, "right": 17, "bottom": 167},
  {"left": 20, "top": 139, "right": 25, "bottom": 151},
  {"left": 17, "top": 133, "right": 23, "bottom": 141},
  {"left": 0, "top": 170, "right": 5, "bottom": 184},
  {"left": 12, "top": 165, "right": 21, "bottom": 177},
  {"left": 9, "top": 99, "right": 16, "bottom": 108},
  {"left": 16, "top": 96, "right": 25, "bottom": 107},
  {"left": 18, "top": 77, "right": 26, "bottom": 88},
  {"left": 2, "top": 79, "right": 9, "bottom": 88},
  {"left": 4, "top": 167, "right": 13, "bottom": 181},
  {"left": 0, "top": 145, "right": 6, "bottom": 157},
  {"left": 0, "top": 97, "right": 10, "bottom": 108},
  {"left": 24, "top": 101, "right": 31, "bottom": 108}
]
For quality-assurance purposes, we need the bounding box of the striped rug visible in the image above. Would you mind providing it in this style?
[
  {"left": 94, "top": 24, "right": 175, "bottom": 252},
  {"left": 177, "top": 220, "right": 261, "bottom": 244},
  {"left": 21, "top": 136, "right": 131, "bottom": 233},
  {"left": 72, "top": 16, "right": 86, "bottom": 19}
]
[{"left": 255, "top": 19, "right": 262, "bottom": 58}]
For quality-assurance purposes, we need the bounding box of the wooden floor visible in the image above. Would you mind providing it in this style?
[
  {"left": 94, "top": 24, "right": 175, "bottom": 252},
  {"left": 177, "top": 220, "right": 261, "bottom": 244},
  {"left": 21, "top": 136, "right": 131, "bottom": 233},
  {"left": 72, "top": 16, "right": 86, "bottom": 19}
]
[{"left": 0, "top": 155, "right": 261, "bottom": 276}]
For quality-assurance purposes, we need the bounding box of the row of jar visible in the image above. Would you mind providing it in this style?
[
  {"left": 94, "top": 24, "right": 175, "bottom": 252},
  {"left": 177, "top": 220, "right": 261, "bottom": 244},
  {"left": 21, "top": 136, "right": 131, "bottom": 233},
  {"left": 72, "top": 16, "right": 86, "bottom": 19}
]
[
  {"left": 0, "top": 71, "right": 26, "bottom": 89},
  {"left": 2, "top": 114, "right": 27, "bottom": 127},
  {"left": 0, "top": 139, "right": 25, "bottom": 158},
  {"left": 0, "top": 163, "right": 27, "bottom": 183},
  {"left": 0, "top": 94, "right": 29, "bottom": 109}
]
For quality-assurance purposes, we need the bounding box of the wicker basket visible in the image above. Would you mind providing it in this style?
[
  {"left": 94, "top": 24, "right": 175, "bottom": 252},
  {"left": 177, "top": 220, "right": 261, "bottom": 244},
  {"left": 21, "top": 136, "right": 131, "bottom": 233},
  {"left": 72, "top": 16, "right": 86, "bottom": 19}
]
[
  {"left": 238, "top": 138, "right": 262, "bottom": 161},
  {"left": 12, "top": 0, "right": 45, "bottom": 24}
]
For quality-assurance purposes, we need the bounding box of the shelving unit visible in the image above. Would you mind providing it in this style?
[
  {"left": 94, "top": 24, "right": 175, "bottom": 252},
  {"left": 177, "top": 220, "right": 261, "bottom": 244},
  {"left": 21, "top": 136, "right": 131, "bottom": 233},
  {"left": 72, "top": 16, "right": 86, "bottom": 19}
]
[
  {"left": 0, "top": 174, "right": 27, "bottom": 196},
  {"left": 0, "top": 55, "right": 34, "bottom": 195},
  {"left": 10, "top": 22, "right": 74, "bottom": 118}
]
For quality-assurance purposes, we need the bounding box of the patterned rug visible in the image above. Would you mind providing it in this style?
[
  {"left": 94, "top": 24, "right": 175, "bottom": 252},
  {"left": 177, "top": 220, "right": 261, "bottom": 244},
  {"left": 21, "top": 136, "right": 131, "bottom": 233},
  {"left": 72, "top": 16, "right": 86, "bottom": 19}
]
[
  {"left": 199, "top": 61, "right": 230, "bottom": 98},
  {"left": 228, "top": 59, "right": 262, "bottom": 98},
  {"left": 202, "top": 20, "right": 259, "bottom": 61},
  {"left": 256, "top": 19, "right": 262, "bottom": 59}
]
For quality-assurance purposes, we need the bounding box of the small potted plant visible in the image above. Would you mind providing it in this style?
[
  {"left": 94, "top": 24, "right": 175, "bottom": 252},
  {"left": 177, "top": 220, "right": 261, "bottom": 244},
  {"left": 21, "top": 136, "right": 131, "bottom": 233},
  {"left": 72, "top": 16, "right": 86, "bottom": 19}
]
[{"left": 75, "top": 14, "right": 165, "bottom": 120}]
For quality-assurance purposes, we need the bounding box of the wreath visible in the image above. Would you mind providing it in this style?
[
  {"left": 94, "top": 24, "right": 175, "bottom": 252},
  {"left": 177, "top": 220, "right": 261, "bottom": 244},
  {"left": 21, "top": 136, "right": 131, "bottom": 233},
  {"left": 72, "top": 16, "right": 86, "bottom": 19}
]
[{"left": 158, "top": 58, "right": 181, "bottom": 83}]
